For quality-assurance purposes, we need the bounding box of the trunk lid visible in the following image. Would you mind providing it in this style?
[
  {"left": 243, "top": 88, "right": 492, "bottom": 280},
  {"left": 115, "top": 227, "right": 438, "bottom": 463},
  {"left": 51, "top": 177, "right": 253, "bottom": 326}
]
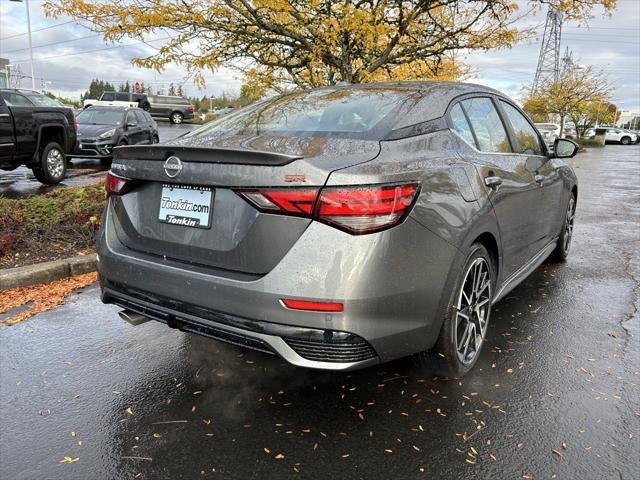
[{"left": 109, "top": 134, "right": 380, "bottom": 274}]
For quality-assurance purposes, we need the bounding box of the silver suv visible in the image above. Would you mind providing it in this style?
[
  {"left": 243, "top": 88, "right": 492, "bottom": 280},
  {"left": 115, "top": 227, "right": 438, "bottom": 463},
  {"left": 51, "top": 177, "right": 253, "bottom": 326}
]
[{"left": 148, "top": 95, "right": 195, "bottom": 124}]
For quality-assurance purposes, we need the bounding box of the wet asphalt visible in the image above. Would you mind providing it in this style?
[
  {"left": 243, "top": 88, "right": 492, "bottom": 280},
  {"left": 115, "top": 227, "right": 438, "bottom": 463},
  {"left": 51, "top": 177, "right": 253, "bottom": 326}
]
[
  {"left": 0, "top": 122, "right": 198, "bottom": 199},
  {"left": 1, "top": 145, "right": 639, "bottom": 480}
]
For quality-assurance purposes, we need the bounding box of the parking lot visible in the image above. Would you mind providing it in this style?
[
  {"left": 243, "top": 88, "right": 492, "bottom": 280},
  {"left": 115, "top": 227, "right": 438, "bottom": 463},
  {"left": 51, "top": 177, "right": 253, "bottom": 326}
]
[
  {"left": 0, "top": 145, "right": 638, "bottom": 480},
  {"left": 0, "top": 122, "right": 197, "bottom": 199}
]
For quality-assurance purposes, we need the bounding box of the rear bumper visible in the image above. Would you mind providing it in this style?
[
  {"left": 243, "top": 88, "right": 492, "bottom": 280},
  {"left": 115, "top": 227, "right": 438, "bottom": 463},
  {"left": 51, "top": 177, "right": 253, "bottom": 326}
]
[{"left": 97, "top": 201, "right": 458, "bottom": 370}]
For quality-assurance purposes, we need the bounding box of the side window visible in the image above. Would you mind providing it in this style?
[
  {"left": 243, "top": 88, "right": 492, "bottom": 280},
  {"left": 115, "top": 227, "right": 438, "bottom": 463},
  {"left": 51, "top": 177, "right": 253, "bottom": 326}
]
[
  {"left": 116, "top": 92, "right": 130, "bottom": 102},
  {"left": 134, "top": 110, "right": 147, "bottom": 124},
  {"left": 1, "top": 92, "right": 34, "bottom": 107},
  {"left": 101, "top": 92, "right": 115, "bottom": 101},
  {"left": 126, "top": 111, "right": 138, "bottom": 125},
  {"left": 500, "top": 101, "right": 544, "bottom": 155},
  {"left": 462, "top": 97, "right": 512, "bottom": 153},
  {"left": 449, "top": 103, "right": 476, "bottom": 147}
]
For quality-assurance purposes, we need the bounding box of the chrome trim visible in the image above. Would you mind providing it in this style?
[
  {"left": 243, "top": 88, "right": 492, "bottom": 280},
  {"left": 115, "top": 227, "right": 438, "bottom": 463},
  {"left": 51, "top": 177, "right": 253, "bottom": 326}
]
[
  {"left": 0, "top": 142, "right": 15, "bottom": 147},
  {"left": 107, "top": 287, "right": 378, "bottom": 371}
]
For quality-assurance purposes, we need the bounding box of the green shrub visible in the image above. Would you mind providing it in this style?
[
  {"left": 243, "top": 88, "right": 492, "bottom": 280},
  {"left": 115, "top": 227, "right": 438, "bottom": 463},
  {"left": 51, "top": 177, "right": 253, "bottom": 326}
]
[
  {"left": 577, "top": 138, "right": 605, "bottom": 147},
  {"left": 0, "top": 183, "right": 105, "bottom": 267}
]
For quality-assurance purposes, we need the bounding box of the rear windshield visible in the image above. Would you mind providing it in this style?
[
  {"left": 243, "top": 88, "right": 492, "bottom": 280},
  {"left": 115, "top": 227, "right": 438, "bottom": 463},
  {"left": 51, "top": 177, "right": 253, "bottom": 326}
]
[
  {"left": 77, "top": 109, "right": 123, "bottom": 125},
  {"left": 185, "top": 88, "right": 416, "bottom": 140},
  {"left": 24, "top": 93, "right": 63, "bottom": 107}
]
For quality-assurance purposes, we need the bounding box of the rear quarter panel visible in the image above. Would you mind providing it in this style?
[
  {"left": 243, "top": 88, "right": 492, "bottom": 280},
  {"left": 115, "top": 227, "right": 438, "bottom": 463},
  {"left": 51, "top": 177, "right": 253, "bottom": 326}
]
[{"left": 327, "top": 129, "right": 501, "bottom": 348}]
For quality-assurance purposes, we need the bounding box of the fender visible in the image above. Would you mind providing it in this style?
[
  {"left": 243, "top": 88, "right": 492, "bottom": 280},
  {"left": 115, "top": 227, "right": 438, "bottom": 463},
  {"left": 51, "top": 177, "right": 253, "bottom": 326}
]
[{"left": 32, "top": 123, "right": 67, "bottom": 163}]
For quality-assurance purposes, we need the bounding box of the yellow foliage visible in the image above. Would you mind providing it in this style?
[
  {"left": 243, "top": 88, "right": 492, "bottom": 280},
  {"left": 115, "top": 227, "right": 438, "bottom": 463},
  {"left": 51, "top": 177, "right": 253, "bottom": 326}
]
[{"left": 43, "top": 0, "right": 616, "bottom": 94}]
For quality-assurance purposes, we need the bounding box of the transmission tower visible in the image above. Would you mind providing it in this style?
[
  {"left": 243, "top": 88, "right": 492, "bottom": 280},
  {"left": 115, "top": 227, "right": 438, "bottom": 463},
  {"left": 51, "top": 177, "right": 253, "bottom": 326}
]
[{"left": 533, "top": 7, "right": 563, "bottom": 91}]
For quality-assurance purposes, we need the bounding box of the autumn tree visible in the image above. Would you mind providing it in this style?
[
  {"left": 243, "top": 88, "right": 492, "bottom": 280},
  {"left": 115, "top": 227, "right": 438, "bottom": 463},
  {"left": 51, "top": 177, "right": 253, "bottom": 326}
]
[
  {"left": 523, "top": 62, "right": 612, "bottom": 137},
  {"left": 569, "top": 100, "right": 618, "bottom": 137},
  {"left": 44, "top": 0, "right": 615, "bottom": 93}
]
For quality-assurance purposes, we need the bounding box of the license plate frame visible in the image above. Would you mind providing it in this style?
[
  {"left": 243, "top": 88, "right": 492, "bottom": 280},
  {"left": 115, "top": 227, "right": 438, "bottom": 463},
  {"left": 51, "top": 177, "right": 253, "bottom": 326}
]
[{"left": 158, "top": 184, "right": 214, "bottom": 229}]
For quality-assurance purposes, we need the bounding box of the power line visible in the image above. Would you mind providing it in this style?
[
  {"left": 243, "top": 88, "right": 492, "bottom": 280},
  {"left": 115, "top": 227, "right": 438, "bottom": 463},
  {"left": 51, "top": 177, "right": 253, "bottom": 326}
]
[
  {"left": 0, "top": 20, "right": 77, "bottom": 40},
  {"left": 10, "top": 35, "right": 175, "bottom": 63},
  {"left": 1, "top": 33, "right": 103, "bottom": 54}
]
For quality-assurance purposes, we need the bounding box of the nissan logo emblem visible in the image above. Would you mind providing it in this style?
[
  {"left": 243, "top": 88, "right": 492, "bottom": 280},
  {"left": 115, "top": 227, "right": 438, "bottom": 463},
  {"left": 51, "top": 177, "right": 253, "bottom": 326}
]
[{"left": 163, "top": 156, "right": 183, "bottom": 178}]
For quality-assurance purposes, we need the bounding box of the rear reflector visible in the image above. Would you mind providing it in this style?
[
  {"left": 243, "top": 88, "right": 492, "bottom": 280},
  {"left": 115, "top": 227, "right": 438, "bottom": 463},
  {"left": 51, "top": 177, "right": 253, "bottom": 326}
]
[
  {"left": 105, "top": 171, "right": 131, "bottom": 197},
  {"left": 236, "top": 183, "right": 419, "bottom": 234},
  {"left": 281, "top": 298, "right": 344, "bottom": 312}
]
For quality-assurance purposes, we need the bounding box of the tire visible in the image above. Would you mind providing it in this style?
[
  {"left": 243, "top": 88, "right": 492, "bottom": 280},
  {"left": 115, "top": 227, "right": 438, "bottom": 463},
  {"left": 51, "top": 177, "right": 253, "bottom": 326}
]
[
  {"left": 417, "top": 243, "right": 495, "bottom": 378},
  {"left": 139, "top": 100, "right": 151, "bottom": 112},
  {"left": 620, "top": 136, "right": 631, "bottom": 145},
  {"left": 550, "top": 193, "right": 576, "bottom": 262},
  {"left": 170, "top": 112, "right": 184, "bottom": 124},
  {"left": 31, "top": 141, "right": 66, "bottom": 185}
]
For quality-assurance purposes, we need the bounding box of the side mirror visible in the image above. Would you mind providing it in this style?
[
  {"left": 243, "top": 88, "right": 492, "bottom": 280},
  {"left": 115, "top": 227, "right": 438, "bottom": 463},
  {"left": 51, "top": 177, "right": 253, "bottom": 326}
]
[{"left": 553, "top": 138, "right": 578, "bottom": 158}]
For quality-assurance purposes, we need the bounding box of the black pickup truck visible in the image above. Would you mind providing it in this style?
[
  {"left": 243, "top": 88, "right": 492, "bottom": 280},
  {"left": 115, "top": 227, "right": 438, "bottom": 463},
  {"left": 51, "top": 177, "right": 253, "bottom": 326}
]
[{"left": 0, "top": 89, "right": 77, "bottom": 185}]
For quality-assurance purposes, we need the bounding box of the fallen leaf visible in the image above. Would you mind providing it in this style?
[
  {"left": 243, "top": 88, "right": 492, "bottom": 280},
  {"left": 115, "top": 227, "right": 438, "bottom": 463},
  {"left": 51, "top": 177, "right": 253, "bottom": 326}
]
[{"left": 60, "top": 456, "right": 79, "bottom": 464}]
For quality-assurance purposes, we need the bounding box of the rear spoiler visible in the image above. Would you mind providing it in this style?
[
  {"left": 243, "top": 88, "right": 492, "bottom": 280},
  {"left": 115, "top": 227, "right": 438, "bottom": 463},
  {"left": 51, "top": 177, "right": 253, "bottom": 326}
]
[{"left": 113, "top": 144, "right": 302, "bottom": 166}]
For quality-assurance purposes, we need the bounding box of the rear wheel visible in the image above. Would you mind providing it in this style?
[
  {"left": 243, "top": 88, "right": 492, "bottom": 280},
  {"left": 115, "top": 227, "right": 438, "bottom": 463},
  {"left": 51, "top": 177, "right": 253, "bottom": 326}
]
[
  {"left": 620, "top": 136, "right": 631, "bottom": 145},
  {"left": 551, "top": 193, "right": 576, "bottom": 262},
  {"left": 32, "top": 141, "right": 66, "bottom": 185},
  {"left": 418, "top": 243, "right": 494, "bottom": 378},
  {"left": 170, "top": 112, "right": 184, "bottom": 124}
]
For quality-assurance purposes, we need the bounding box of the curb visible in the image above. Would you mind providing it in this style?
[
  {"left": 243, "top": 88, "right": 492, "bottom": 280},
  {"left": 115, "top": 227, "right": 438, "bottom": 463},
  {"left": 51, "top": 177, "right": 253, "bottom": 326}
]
[{"left": 0, "top": 254, "right": 97, "bottom": 291}]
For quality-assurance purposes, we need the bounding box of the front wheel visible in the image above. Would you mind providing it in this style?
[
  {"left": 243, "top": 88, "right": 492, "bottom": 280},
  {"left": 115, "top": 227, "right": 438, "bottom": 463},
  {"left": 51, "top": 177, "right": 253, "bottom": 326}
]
[
  {"left": 620, "top": 136, "right": 631, "bottom": 145},
  {"left": 170, "top": 112, "right": 184, "bottom": 124},
  {"left": 418, "top": 243, "right": 495, "bottom": 378},
  {"left": 550, "top": 193, "right": 576, "bottom": 262},
  {"left": 32, "top": 141, "right": 66, "bottom": 185}
]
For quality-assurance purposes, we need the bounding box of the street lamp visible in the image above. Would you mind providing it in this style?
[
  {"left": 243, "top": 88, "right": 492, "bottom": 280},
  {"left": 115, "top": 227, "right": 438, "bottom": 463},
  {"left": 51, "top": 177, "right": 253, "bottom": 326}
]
[{"left": 10, "top": 0, "right": 36, "bottom": 91}]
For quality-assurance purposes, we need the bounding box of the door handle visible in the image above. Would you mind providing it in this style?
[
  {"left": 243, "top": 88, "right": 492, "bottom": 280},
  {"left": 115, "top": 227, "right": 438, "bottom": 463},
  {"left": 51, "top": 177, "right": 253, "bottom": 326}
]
[
  {"left": 534, "top": 174, "right": 544, "bottom": 185},
  {"left": 484, "top": 176, "right": 503, "bottom": 190}
]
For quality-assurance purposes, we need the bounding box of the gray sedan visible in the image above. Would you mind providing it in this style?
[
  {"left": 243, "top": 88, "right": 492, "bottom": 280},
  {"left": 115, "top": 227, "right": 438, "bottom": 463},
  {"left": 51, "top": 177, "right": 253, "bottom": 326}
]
[{"left": 97, "top": 82, "right": 578, "bottom": 377}]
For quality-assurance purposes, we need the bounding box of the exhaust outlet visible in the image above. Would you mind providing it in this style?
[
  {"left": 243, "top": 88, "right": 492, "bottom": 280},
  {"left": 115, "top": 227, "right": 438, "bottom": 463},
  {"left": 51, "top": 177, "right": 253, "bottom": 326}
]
[{"left": 118, "top": 310, "right": 150, "bottom": 326}]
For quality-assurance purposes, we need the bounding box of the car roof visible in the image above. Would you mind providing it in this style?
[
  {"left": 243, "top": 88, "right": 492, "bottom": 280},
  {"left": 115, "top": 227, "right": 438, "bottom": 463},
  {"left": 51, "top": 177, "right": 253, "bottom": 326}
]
[{"left": 84, "top": 105, "right": 129, "bottom": 112}]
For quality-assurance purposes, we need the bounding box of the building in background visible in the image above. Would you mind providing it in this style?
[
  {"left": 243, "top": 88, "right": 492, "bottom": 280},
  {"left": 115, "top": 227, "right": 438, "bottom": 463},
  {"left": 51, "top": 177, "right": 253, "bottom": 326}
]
[
  {"left": 617, "top": 110, "right": 640, "bottom": 130},
  {"left": 0, "top": 58, "right": 9, "bottom": 88}
]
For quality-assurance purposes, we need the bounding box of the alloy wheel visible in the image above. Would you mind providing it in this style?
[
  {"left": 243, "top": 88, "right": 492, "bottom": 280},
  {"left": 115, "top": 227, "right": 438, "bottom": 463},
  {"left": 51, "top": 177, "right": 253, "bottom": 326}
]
[
  {"left": 46, "top": 148, "right": 65, "bottom": 179},
  {"left": 563, "top": 197, "right": 576, "bottom": 252},
  {"left": 171, "top": 113, "right": 183, "bottom": 124},
  {"left": 454, "top": 257, "right": 492, "bottom": 365}
]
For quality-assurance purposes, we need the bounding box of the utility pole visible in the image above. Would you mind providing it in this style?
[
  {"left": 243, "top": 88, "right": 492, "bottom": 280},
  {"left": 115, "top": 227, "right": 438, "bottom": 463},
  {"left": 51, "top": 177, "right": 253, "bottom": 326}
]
[
  {"left": 10, "top": 0, "right": 36, "bottom": 90},
  {"left": 533, "top": 7, "right": 563, "bottom": 92}
]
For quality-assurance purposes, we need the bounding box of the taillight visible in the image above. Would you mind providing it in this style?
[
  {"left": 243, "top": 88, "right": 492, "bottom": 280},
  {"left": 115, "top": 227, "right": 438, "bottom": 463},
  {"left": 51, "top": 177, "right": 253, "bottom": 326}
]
[
  {"left": 237, "top": 188, "right": 319, "bottom": 215},
  {"left": 105, "top": 171, "right": 131, "bottom": 197},
  {"left": 316, "top": 184, "right": 419, "bottom": 234},
  {"left": 236, "top": 183, "right": 419, "bottom": 234},
  {"left": 187, "top": 105, "right": 194, "bottom": 113},
  {"left": 73, "top": 114, "right": 78, "bottom": 132}
]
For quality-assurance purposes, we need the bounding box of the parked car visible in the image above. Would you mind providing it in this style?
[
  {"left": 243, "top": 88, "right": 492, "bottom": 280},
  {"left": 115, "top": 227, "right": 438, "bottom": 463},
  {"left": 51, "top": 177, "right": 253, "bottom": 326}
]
[
  {"left": 70, "top": 106, "right": 158, "bottom": 163},
  {"left": 148, "top": 95, "right": 194, "bottom": 124},
  {"left": 83, "top": 91, "right": 150, "bottom": 111},
  {"left": 98, "top": 82, "right": 578, "bottom": 377},
  {"left": 584, "top": 127, "right": 638, "bottom": 145},
  {"left": 534, "top": 123, "right": 559, "bottom": 148},
  {"left": 0, "top": 89, "right": 77, "bottom": 185}
]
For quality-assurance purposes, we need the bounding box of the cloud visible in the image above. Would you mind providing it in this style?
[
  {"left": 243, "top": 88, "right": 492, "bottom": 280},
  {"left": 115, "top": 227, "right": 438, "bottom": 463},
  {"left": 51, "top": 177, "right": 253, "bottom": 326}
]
[{"left": 1, "top": 0, "right": 637, "bottom": 110}]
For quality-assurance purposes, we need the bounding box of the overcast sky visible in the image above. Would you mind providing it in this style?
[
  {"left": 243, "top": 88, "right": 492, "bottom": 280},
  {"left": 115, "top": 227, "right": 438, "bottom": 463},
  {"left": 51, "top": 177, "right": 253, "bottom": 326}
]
[{"left": 0, "top": 0, "right": 638, "bottom": 112}]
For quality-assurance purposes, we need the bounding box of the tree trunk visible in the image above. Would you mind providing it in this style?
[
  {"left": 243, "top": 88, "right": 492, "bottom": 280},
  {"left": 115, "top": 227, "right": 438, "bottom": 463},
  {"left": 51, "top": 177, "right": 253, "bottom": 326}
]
[{"left": 559, "top": 114, "right": 565, "bottom": 138}]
